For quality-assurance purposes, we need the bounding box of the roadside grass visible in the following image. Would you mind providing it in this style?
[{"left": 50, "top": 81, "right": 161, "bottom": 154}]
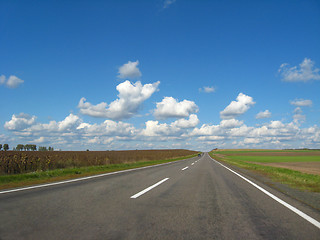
[
  {"left": 0, "top": 154, "right": 197, "bottom": 190},
  {"left": 210, "top": 152, "right": 320, "bottom": 192}
]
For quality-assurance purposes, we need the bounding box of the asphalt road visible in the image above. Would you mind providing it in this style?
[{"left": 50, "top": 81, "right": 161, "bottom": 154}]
[{"left": 0, "top": 153, "right": 319, "bottom": 239}]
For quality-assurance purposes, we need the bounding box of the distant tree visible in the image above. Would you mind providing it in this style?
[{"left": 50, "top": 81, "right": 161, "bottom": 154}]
[
  {"left": 31, "top": 145, "right": 37, "bottom": 151},
  {"left": 16, "top": 144, "right": 24, "bottom": 151},
  {"left": 39, "top": 146, "right": 48, "bottom": 151},
  {"left": 3, "top": 144, "right": 9, "bottom": 151},
  {"left": 25, "top": 144, "right": 34, "bottom": 151},
  {"left": 0, "top": 144, "right": 2, "bottom": 151}
]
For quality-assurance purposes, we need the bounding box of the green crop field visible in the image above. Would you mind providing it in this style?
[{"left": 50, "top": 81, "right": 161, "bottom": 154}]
[
  {"left": 227, "top": 155, "right": 320, "bottom": 163},
  {"left": 210, "top": 149, "right": 320, "bottom": 192}
]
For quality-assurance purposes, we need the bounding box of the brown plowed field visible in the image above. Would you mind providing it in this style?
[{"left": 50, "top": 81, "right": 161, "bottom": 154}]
[{"left": 253, "top": 162, "right": 320, "bottom": 175}]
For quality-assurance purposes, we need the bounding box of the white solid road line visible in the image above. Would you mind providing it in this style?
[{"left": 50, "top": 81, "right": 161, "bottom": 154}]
[
  {"left": 130, "top": 178, "right": 169, "bottom": 199},
  {"left": 181, "top": 166, "right": 189, "bottom": 171},
  {"left": 209, "top": 155, "right": 320, "bottom": 230}
]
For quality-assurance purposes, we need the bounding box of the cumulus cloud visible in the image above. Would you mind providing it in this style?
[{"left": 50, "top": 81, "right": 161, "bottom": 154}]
[
  {"left": 290, "top": 99, "right": 313, "bottom": 107},
  {"left": 191, "top": 124, "right": 223, "bottom": 136},
  {"left": 4, "top": 112, "right": 139, "bottom": 150},
  {"left": 141, "top": 114, "right": 199, "bottom": 137},
  {"left": 79, "top": 80, "right": 160, "bottom": 120},
  {"left": 243, "top": 138, "right": 261, "bottom": 144},
  {"left": 256, "top": 110, "right": 271, "bottom": 119},
  {"left": 220, "top": 93, "right": 255, "bottom": 119},
  {"left": 199, "top": 86, "right": 215, "bottom": 93},
  {"left": 4, "top": 113, "right": 36, "bottom": 131},
  {"left": 118, "top": 60, "right": 142, "bottom": 79},
  {"left": 77, "top": 120, "right": 136, "bottom": 137},
  {"left": 220, "top": 119, "right": 243, "bottom": 128},
  {"left": 5, "top": 113, "right": 82, "bottom": 133},
  {"left": 141, "top": 121, "right": 174, "bottom": 137},
  {"left": 154, "top": 97, "right": 199, "bottom": 119},
  {"left": 0, "top": 75, "right": 24, "bottom": 88},
  {"left": 279, "top": 58, "right": 320, "bottom": 82},
  {"left": 171, "top": 114, "right": 199, "bottom": 129},
  {"left": 4, "top": 108, "right": 320, "bottom": 151}
]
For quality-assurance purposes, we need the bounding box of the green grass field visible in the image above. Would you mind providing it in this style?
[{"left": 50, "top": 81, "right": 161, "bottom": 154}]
[
  {"left": 227, "top": 155, "right": 320, "bottom": 163},
  {"left": 210, "top": 150, "right": 320, "bottom": 192}
]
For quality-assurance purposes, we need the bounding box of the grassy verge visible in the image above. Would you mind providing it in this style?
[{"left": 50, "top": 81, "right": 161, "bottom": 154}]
[
  {"left": 0, "top": 154, "right": 198, "bottom": 190},
  {"left": 210, "top": 152, "right": 320, "bottom": 192}
]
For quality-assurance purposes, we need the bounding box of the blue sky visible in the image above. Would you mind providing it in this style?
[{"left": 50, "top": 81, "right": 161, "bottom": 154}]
[{"left": 1, "top": 0, "right": 320, "bottom": 151}]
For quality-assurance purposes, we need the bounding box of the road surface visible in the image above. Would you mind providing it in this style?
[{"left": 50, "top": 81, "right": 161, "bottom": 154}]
[{"left": 0, "top": 153, "right": 319, "bottom": 239}]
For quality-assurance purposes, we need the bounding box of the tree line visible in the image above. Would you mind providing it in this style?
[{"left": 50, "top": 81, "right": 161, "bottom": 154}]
[
  {"left": 0, "top": 144, "right": 9, "bottom": 151},
  {"left": 0, "top": 144, "right": 54, "bottom": 151}
]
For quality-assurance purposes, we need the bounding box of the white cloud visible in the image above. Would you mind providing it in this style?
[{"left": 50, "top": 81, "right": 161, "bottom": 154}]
[
  {"left": 290, "top": 99, "right": 313, "bottom": 107},
  {"left": 220, "top": 119, "right": 243, "bottom": 128},
  {"left": 244, "top": 138, "right": 260, "bottom": 144},
  {"left": 279, "top": 58, "right": 320, "bottom": 82},
  {"left": 171, "top": 114, "right": 199, "bottom": 129},
  {"left": 248, "top": 121, "right": 299, "bottom": 138},
  {"left": 58, "top": 114, "right": 81, "bottom": 131},
  {"left": 229, "top": 125, "right": 253, "bottom": 137},
  {"left": 293, "top": 113, "right": 306, "bottom": 124},
  {"left": 33, "top": 137, "right": 46, "bottom": 143},
  {"left": 268, "top": 120, "right": 285, "bottom": 129},
  {"left": 199, "top": 86, "right": 215, "bottom": 93},
  {"left": 197, "top": 136, "right": 225, "bottom": 141},
  {"left": 4, "top": 113, "right": 36, "bottom": 131},
  {"left": 5, "top": 113, "right": 82, "bottom": 133},
  {"left": 191, "top": 124, "right": 223, "bottom": 136},
  {"left": 79, "top": 80, "right": 160, "bottom": 120},
  {"left": 4, "top": 108, "right": 320, "bottom": 151},
  {"left": 256, "top": 110, "right": 271, "bottom": 119},
  {"left": 118, "top": 60, "right": 142, "bottom": 79},
  {"left": 141, "top": 114, "right": 199, "bottom": 137},
  {"left": 154, "top": 96, "right": 199, "bottom": 119},
  {"left": 220, "top": 93, "right": 255, "bottom": 119},
  {"left": 0, "top": 75, "right": 24, "bottom": 88},
  {"left": 141, "top": 121, "right": 172, "bottom": 137},
  {"left": 77, "top": 120, "right": 136, "bottom": 137},
  {"left": 163, "top": 0, "right": 176, "bottom": 8}
]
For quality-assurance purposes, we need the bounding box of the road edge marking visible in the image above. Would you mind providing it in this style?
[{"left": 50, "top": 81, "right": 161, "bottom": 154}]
[
  {"left": 208, "top": 154, "right": 320, "bottom": 229},
  {"left": 130, "top": 178, "right": 169, "bottom": 199}
]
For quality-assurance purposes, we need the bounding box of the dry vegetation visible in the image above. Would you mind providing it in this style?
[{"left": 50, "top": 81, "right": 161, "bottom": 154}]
[{"left": 0, "top": 149, "right": 197, "bottom": 175}]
